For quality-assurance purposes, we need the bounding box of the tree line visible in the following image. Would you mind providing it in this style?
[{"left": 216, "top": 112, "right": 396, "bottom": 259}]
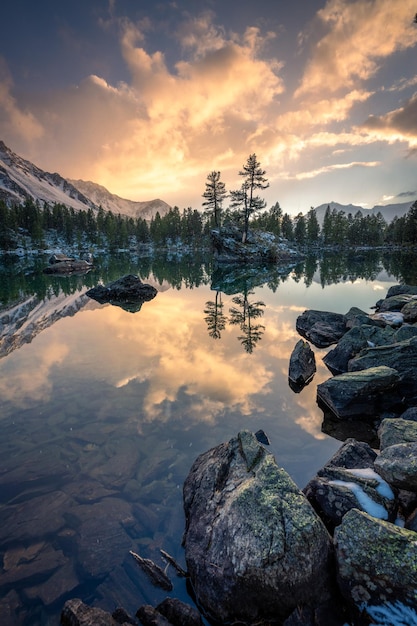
[
  {"left": 1, "top": 150, "right": 417, "bottom": 252},
  {"left": 0, "top": 199, "right": 207, "bottom": 252}
]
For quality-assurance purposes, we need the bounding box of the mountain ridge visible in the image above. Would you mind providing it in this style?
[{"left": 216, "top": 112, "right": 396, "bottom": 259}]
[
  {"left": 311, "top": 200, "right": 413, "bottom": 225},
  {"left": 0, "top": 140, "right": 414, "bottom": 223},
  {"left": 0, "top": 141, "right": 171, "bottom": 220}
]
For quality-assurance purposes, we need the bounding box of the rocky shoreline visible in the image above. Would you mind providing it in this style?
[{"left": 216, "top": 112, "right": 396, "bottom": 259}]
[{"left": 62, "top": 284, "right": 417, "bottom": 625}]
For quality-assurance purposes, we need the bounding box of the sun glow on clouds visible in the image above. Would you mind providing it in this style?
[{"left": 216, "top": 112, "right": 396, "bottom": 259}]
[{"left": 0, "top": 1, "right": 417, "bottom": 208}]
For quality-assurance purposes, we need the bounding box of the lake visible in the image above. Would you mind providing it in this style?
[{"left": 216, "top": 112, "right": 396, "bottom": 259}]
[{"left": 0, "top": 249, "right": 415, "bottom": 625}]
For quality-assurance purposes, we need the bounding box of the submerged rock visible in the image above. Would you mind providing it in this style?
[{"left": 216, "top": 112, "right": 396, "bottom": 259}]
[
  {"left": 183, "top": 430, "right": 333, "bottom": 624},
  {"left": 61, "top": 598, "right": 122, "bottom": 625}
]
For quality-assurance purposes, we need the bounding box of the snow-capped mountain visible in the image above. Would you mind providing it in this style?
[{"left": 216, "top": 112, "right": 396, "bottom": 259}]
[
  {"left": 312, "top": 201, "right": 413, "bottom": 224},
  {"left": 68, "top": 179, "right": 171, "bottom": 220},
  {"left": 0, "top": 141, "right": 170, "bottom": 219},
  {"left": 0, "top": 141, "right": 97, "bottom": 212}
]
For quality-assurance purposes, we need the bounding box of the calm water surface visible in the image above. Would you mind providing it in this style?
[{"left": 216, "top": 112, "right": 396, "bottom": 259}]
[{"left": 0, "top": 250, "right": 415, "bottom": 625}]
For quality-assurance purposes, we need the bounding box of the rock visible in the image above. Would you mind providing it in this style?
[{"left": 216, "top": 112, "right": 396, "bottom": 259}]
[
  {"left": 0, "top": 490, "right": 71, "bottom": 544},
  {"left": 296, "top": 310, "right": 347, "bottom": 348},
  {"left": 322, "top": 438, "right": 377, "bottom": 469},
  {"left": 255, "top": 428, "right": 270, "bottom": 445},
  {"left": 61, "top": 598, "right": 122, "bottom": 625},
  {"left": 86, "top": 274, "right": 157, "bottom": 312},
  {"left": 136, "top": 605, "right": 172, "bottom": 626},
  {"left": 316, "top": 365, "right": 401, "bottom": 420},
  {"left": 288, "top": 339, "right": 316, "bottom": 390},
  {"left": 304, "top": 439, "right": 395, "bottom": 532},
  {"left": 323, "top": 326, "right": 366, "bottom": 375},
  {"left": 43, "top": 260, "right": 93, "bottom": 274},
  {"left": 323, "top": 324, "right": 396, "bottom": 375},
  {"left": 386, "top": 284, "right": 417, "bottom": 298},
  {"left": 183, "top": 430, "right": 333, "bottom": 624},
  {"left": 344, "top": 306, "right": 380, "bottom": 329},
  {"left": 400, "top": 406, "right": 417, "bottom": 421},
  {"left": 349, "top": 336, "right": 417, "bottom": 405},
  {"left": 72, "top": 498, "right": 135, "bottom": 579},
  {"left": 304, "top": 465, "right": 396, "bottom": 532},
  {"left": 112, "top": 608, "right": 137, "bottom": 625},
  {"left": 156, "top": 598, "right": 204, "bottom": 626},
  {"left": 334, "top": 508, "right": 417, "bottom": 609},
  {"left": 24, "top": 560, "right": 79, "bottom": 606},
  {"left": 378, "top": 418, "right": 417, "bottom": 450},
  {"left": 393, "top": 323, "right": 417, "bottom": 342},
  {"left": 402, "top": 299, "right": 417, "bottom": 322},
  {"left": 0, "top": 590, "right": 21, "bottom": 626},
  {"left": 374, "top": 442, "right": 417, "bottom": 491},
  {"left": 376, "top": 293, "right": 415, "bottom": 312},
  {"left": 0, "top": 542, "right": 67, "bottom": 588},
  {"left": 210, "top": 225, "right": 302, "bottom": 266},
  {"left": 129, "top": 551, "right": 173, "bottom": 591}
]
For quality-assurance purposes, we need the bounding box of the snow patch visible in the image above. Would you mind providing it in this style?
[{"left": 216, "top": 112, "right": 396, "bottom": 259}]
[
  {"left": 365, "top": 601, "right": 417, "bottom": 625},
  {"left": 329, "top": 479, "right": 388, "bottom": 519},
  {"left": 345, "top": 467, "right": 395, "bottom": 500}
]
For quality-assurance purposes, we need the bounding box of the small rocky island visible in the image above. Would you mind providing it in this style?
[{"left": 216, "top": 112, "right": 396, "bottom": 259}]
[{"left": 62, "top": 284, "right": 417, "bottom": 625}]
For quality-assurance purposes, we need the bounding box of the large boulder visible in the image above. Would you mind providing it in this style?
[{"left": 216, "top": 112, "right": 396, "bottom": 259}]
[
  {"left": 348, "top": 336, "right": 417, "bottom": 405},
  {"left": 334, "top": 509, "right": 417, "bottom": 610},
  {"left": 296, "top": 310, "right": 347, "bottom": 348},
  {"left": 316, "top": 365, "right": 401, "bottom": 420},
  {"left": 183, "top": 431, "right": 333, "bottom": 624},
  {"left": 86, "top": 275, "right": 157, "bottom": 312}
]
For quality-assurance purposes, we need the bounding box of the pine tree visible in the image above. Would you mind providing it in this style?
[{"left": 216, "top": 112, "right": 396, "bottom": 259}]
[
  {"left": 230, "top": 154, "right": 269, "bottom": 242},
  {"left": 202, "top": 171, "right": 227, "bottom": 228}
]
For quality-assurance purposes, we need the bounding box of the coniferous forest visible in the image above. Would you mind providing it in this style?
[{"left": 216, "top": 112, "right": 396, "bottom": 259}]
[{"left": 1, "top": 196, "right": 417, "bottom": 254}]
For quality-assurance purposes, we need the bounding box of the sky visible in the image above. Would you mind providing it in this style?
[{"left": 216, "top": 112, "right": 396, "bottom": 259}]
[{"left": 1, "top": 0, "right": 417, "bottom": 215}]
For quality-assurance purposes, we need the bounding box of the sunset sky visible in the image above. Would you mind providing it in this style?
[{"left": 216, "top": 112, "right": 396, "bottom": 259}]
[{"left": 1, "top": 0, "right": 417, "bottom": 214}]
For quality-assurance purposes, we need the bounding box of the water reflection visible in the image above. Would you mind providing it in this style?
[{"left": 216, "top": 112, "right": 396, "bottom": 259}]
[
  {"left": 205, "top": 289, "right": 265, "bottom": 353},
  {"left": 0, "top": 249, "right": 416, "bottom": 625}
]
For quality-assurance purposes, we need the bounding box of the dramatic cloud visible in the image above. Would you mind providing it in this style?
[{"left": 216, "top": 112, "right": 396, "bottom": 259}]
[
  {"left": 360, "top": 93, "right": 417, "bottom": 149},
  {"left": 1, "top": 1, "right": 417, "bottom": 210},
  {"left": 296, "top": 0, "right": 417, "bottom": 96}
]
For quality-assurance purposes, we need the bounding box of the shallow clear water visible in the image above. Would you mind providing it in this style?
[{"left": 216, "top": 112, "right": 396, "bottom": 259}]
[{"left": 0, "top": 250, "right": 414, "bottom": 624}]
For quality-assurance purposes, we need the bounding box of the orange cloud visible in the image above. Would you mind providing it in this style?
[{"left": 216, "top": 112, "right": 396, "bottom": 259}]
[{"left": 296, "top": 0, "right": 417, "bottom": 96}]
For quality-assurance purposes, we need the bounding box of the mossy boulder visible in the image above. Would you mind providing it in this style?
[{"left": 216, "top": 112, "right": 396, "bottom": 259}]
[
  {"left": 335, "top": 508, "right": 417, "bottom": 609},
  {"left": 183, "top": 431, "right": 333, "bottom": 624}
]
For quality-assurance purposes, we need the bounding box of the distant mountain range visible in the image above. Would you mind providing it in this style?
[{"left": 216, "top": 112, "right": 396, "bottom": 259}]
[
  {"left": 0, "top": 141, "right": 171, "bottom": 220},
  {"left": 0, "top": 140, "right": 414, "bottom": 223},
  {"left": 311, "top": 201, "right": 413, "bottom": 225}
]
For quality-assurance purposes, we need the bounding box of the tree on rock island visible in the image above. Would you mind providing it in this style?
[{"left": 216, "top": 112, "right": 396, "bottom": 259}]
[{"left": 230, "top": 153, "right": 269, "bottom": 243}]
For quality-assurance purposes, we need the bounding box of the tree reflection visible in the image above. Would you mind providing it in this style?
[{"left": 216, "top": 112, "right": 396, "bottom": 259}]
[
  {"left": 229, "top": 290, "right": 265, "bottom": 353},
  {"left": 204, "top": 291, "right": 226, "bottom": 339}
]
